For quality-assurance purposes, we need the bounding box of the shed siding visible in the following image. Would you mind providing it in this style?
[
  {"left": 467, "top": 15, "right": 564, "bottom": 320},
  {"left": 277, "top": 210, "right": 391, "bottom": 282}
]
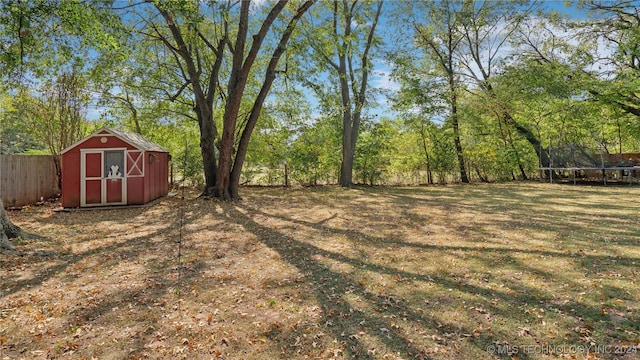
[
  {"left": 61, "top": 151, "right": 81, "bottom": 208},
  {"left": 77, "top": 136, "right": 137, "bottom": 152},
  {"left": 144, "top": 152, "right": 169, "bottom": 204},
  {"left": 127, "top": 177, "right": 145, "bottom": 205}
]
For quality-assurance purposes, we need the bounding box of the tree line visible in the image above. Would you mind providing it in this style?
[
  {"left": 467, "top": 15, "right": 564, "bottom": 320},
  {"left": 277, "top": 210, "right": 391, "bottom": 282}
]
[{"left": 1, "top": 0, "right": 639, "bottom": 198}]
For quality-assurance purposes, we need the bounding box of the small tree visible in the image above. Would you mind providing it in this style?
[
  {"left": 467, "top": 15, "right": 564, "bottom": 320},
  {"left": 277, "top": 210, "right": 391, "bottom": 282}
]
[
  {"left": 15, "top": 70, "right": 88, "bottom": 189},
  {"left": 412, "top": 0, "right": 469, "bottom": 183},
  {"left": 301, "top": 0, "right": 384, "bottom": 187}
]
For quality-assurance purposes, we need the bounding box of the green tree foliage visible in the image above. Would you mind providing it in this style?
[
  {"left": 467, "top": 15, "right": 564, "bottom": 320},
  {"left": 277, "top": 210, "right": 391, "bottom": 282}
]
[
  {"left": 0, "top": 93, "right": 42, "bottom": 154},
  {"left": 10, "top": 70, "right": 90, "bottom": 188},
  {"left": 0, "top": 0, "right": 123, "bottom": 86},
  {"left": 410, "top": 0, "right": 471, "bottom": 183},
  {"left": 298, "top": 0, "right": 384, "bottom": 187},
  {"left": 0, "top": 127, "right": 43, "bottom": 154},
  {"left": 0, "top": 0, "right": 124, "bottom": 156},
  {"left": 460, "top": 96, "right": 537, "bottom": 181},
  {"left": 2, "top": 1, "right": 640, "bottom": 189},
  {"left": 353, "top": 118, "right": 394, "bottom": 185},
  {"left": 577, "top": 1, "right": 640, "bottom": 119},
  {"left": 390, "top": 49, "right": 450, "bottom": 183},
  {"left": 288, "top": 114, "right": 342, "bottom": 185},
  {"left": 501, "top": 3, "right": 640, "bottom": 164}
]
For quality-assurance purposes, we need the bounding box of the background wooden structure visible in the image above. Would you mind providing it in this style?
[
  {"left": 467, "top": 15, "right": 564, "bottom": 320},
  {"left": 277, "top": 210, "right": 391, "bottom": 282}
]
[
  {"left": 0, "top": 155, "right": 59, "bottom": 208},
  {"left": 61, "top": 128, "right": 169, "bottom": 208}
]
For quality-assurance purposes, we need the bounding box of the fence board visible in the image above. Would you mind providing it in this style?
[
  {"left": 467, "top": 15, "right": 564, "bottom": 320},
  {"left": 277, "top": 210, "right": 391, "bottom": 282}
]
[{"left": 0, "top": 155, "right": 59, "bottom": 208}]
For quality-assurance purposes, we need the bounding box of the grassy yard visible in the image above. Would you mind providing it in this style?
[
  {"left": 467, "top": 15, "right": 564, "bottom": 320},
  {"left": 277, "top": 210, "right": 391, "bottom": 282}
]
[{"left": 1, "top": 183, "right": 639, "bottom": 359}]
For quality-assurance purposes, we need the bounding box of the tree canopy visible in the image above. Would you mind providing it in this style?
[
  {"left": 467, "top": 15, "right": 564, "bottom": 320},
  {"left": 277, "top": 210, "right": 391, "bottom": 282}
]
[{"left": 1, "top": 0, "right": 639, "bottom": 193}]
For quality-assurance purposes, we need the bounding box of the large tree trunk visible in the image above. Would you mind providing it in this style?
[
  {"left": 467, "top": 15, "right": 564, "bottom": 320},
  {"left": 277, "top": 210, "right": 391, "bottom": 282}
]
[
  {"left": 197, "top": 104, "right": 218, "bottom": 197},
  {"left": 443, "top": 17, "right": 468, "bottom": 183},
  {"left": 449, "top": 73, "right": 469, "bottom": 183},
  {"left": 215, "top": 0, "right": 289, "bottom": 200},
  {"left": 337, "top": 19, "right": 354, "bottom": 189},
  {"left": 339, "top": 111, "right": 355, "bottom": 187},
  {"left": 451, "top": 99, "right": 469, "bottom": 183},
  {"left": 1, "top": 197, "right": 24, "bottom": 250},
  {"left": 156, "top": 1, "right": 313, "bottom": 200},
  {"left": 335, "top": 0, "right": 382, "bottom": 188},
  {"left": 339, "top": 133, "right": 355, "bottom": 187},
  {"left": 154, "top": 4, "right": 225, "bottom": 199},
  {"left": 229, "top": 0, "right": 315, "bottom": 199}
]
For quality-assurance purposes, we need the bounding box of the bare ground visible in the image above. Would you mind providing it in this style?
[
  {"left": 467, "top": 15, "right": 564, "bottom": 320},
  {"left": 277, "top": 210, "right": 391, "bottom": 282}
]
[{"left": 1, "top": 183, "right": 639, "bottom": 359}]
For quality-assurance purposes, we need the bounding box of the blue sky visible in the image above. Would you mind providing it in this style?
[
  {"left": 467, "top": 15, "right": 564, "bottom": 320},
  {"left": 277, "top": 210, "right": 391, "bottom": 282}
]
[{"left": 543, "top": 0, "right": 590, "bottom": 17}]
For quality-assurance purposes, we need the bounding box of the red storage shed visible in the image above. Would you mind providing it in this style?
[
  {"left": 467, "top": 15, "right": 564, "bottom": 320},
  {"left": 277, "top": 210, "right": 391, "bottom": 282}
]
[{"left": 61, "top": 127, "right": 170, "bottom": 208}]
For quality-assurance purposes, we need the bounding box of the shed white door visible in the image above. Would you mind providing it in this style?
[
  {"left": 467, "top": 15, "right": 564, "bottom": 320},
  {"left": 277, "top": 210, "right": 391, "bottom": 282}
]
[{"left": 81, "top": 150, "right": 127, "bottom": 207}]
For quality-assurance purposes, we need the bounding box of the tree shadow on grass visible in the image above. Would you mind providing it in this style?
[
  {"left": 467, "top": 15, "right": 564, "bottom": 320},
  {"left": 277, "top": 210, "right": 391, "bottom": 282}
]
[
  {"left": 0, "top": 199, "right": 188, "bottom": 299},
  {"left": 244, "top": 205, "right": 640, "bottom": 275},
  {"left": 226, "top": 187, "right": 640, "bottom": 359},
  {"left": 224, "top": 204, "right": 608, "bottom": 359},
  {"left": 1, "top": 223, "right": 172, "bottom": 299},
  {"left": 4, "top": 186, "right": 638, "bottom": 359},
  {"left": 372, "top": 186, "right": 640, "bottom": 248},
  {"left": 0, "top": 199, "right": 210, "bottom": 358},
  {"left": 227, "top": 205, "right": 455, "bottom": 359}
]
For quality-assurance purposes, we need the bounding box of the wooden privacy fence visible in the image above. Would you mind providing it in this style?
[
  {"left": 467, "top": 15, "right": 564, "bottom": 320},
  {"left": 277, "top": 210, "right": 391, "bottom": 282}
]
[{"left": 0, "top": 155, "right": 59, "bottom": 208}]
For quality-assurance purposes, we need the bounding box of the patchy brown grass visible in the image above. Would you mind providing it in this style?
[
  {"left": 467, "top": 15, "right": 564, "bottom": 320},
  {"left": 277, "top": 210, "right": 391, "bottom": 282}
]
[{"left": 1, "top": 183, "right": 640, "bottom": 359}]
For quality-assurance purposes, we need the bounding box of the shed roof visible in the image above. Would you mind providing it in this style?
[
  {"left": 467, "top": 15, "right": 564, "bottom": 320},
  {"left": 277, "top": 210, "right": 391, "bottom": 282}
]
[
  {"left": 107, "top": 127, "right": 168, "bottom": 152},
  {"left": 61, "top": 127, "right": 168, "bottom": 154}
]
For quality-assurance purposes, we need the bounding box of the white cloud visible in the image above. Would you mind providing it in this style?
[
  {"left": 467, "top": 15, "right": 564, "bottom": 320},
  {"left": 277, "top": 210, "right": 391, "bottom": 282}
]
[
  {"left": 370, "top": 58, "right": 400, "bottom": 92},
  {"left": 371, "top": 67, "right": 400, "bottom": 92}
]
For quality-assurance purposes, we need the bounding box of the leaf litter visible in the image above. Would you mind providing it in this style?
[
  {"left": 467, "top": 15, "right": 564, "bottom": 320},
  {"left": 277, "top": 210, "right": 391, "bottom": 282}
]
[{"left": 1, "top": 183, "right": 639, "bottom": 359}]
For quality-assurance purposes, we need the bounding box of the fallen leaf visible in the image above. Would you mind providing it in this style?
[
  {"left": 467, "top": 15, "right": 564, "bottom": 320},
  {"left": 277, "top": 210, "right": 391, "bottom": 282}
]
[{"left": 517, "top": 327, "right": 530, "bottom": 337}]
